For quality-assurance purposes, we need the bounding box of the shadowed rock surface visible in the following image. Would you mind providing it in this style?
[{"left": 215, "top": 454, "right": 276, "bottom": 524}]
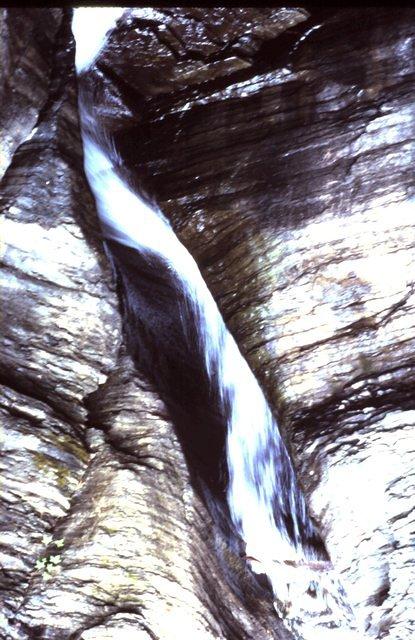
[
  {"left": 0, "top": 9, "right": 62, "bottom": 181},
  {"left": 1, "top": 6, "right": 414, "bottom": 640}
]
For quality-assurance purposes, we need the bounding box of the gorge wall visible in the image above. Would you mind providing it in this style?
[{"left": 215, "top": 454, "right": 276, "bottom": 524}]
[{"left": 0, "top": 7, "right": 414, "bottom": 640}]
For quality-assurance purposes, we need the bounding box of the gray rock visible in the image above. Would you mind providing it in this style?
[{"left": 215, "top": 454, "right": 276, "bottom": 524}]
[
  {"left": 1, "top": 6, "right": 414, "bottom": 640},
  {"left": 91, "top": 7, "right": 415, "bottom": 639},
  {"left": 0, "top": 9, "right": 292, "bottom": 640}
]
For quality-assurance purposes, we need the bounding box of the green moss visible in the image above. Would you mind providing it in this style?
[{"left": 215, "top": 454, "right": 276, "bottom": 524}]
[
  {"left": 357, "top": 353, "right": 375, "bottom": 375},
  {"left": 33, "top": 451, "right": 72, "bottom": 490},
  {"left": 34, "top": 553, "right": 62, "bottom": 579},
  {"left": 100, "top": 524, "right": 121, "bottom": 535},
  {"left": 47, "top": 432, "right": 90, "bottom": 464}
]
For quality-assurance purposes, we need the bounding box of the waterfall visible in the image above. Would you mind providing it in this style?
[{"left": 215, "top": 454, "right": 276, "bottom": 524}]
[
  {"left": 80, "top": 131, "right": 315, "bottom": 561},
  {"left": 72, "top": 9, "right": 360, "bottom": 638}
]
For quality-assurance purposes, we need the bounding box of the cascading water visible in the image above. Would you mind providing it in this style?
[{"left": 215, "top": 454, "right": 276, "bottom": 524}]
[{"left": 72, "top": 9, "right": 361, "bottom": 638}]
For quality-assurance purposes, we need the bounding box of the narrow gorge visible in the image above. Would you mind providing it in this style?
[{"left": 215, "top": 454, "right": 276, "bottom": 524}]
[{"left": 0, "top": 7, "right": 414, "bottom": 640}]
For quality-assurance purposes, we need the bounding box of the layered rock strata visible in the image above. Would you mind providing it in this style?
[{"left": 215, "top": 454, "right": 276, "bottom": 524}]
[
  {"left": 0, "top": 9, "right": 294, "bottom": 640},
  {"left": 1, "top": 6, "right": 414, "bottom": 640},
  {"left": 93, "top": 7, "right": 415, "bottom": 639}
]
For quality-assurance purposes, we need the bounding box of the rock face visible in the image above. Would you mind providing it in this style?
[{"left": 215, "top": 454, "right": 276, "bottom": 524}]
[
  {"left": 0, "top": 9, "right": 62, "bottom": 180},
  {"left": 91, "top": 6, "right": 415, "bottom": 639},
  {"left": 1, "top": 6, "right": 414, "bottom": 640},
  {"left": 0, "top": 9, "right": 289, "bottom": 640}
]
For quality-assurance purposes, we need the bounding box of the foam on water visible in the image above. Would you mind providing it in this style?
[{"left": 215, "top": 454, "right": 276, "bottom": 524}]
[{"left": 72, "top": 7, "right": 126, "bottom": 74}]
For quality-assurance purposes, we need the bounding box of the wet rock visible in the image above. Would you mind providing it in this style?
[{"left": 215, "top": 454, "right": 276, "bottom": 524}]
[
  {"left": 12, "top": 352, "right": 286, "bottom": 640},
  {"left": 0, "top": 10, "right": 120, "bottom": 423},
  {"left": 93, "top": 7, "right": 415, "bottom": 638},
  {"left": 0, "top": 9, "right": 120, "bottom": 638},
  {"left": 0, "top": 8, "right": 62, "bottom": 180},
  {"left": 1, "top": 8, "right": 293, "bottom": 640},
  {"left": 102, "top": 7, "right": 308, "bottom": 97}
]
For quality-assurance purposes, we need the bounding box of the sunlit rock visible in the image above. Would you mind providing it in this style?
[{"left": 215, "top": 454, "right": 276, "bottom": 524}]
[{"left": 12, "top": 353, "right": 286, "bottom": 639}]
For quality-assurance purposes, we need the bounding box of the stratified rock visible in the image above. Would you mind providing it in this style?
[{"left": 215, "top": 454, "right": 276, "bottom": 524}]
[
  {"left": 0, "top": 8, "right": 294, "bottom": 640},
  {"left": 0, "top": 8, "right": 62, "bottom": 180},
  {"left": 0, "top": 9, "right": 120, "bottom": 638},
  {"left": 0, "top": 385, "right": 88, "bottom": 636},
  {"left": 0, "top": 10, "right": 120, "bottom": 422},
  {"left": 93, "top": 7, "right": 415, "bottom": 638},
  {"left": 12, "top": 351, "right": 288, "bottom": 640}
]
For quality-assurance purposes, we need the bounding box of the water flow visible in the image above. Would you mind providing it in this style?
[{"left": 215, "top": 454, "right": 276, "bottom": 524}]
[
  {"left": 80, "top": 132, "right": 309, "bottom": 570},
  {"left": 72, "top": 7, "right": 126, "bottom": 73},
  {"left": 72, "top": 10, "right": 361, "bottom": 637}
]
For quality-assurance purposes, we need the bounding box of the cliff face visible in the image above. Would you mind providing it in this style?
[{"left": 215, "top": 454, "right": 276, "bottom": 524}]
[
  {"left": 1, "top": 7, "right": 414, "bottom": 640},
  {"left": 0, "top": 9, "right": 289, "bottom": 640},
  {"left": 96, "top": 8, "right": 415, "bottom": 638}
]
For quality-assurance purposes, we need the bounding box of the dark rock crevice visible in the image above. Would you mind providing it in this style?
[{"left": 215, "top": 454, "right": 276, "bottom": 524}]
[{"left": 0, "top": 8, "right": 63, "bottom": 180}]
